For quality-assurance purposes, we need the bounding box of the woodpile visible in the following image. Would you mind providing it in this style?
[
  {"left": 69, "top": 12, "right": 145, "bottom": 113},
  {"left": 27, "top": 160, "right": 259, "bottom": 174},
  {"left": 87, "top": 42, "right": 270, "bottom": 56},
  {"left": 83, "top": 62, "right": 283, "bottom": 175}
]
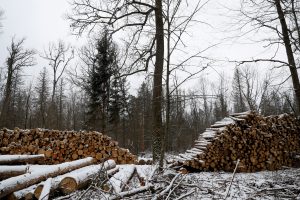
[
  {"left": 0, "top": 128, "right": 137, "bottom": 165},
  {"left": 178, "top": 111, "right": 300, "bottom": 172}
]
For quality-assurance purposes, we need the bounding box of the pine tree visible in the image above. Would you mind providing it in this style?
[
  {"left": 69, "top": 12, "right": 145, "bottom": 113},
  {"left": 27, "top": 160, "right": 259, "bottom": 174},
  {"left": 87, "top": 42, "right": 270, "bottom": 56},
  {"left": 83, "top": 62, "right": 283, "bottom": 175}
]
[
  {"left": 232, "top": 68, "right": 247, "bottom": 113},
  {"left": 85, "top": 31, "right": 119, "bottom": 132},
  {"left": 34, "top": 67, "right": 50, "bottom": 128}
]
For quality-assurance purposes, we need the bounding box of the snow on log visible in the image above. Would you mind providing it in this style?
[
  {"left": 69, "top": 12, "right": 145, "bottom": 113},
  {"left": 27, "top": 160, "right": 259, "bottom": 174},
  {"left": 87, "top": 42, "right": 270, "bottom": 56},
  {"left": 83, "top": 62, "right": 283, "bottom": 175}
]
[
  {"left": 108, "top": 165, "right": 136, "bottom": 193},
  {"left": 0, "top": 166, "right": 28, "bottom": 180},
  {"left": 0, "top": 157, "right": 95, "bottom": 198},
  {"left": 6, "top": 184, "right": 37, "bottom": 200},
  {"left": 38, "top": 178, "right": 52, "bottom": 200},
  {"left": 34, "top": 162, "right": 118, "bottom": 198},
  {"left": 59, "top": 160, "right": 116, "bottom": 194},
  {"left": 107, "top": 166, "right": 120, "bottom": 176},
  {"left": 136, "top": 165, "right": 153, "bottom": 186},
  {"left": 0, "top": 154, "right": 45, "bottom": 165}
]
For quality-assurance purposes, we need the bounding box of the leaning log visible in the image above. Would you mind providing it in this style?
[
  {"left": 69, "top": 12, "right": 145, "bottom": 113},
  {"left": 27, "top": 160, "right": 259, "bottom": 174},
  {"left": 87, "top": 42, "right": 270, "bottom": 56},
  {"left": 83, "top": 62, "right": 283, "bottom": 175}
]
[
  {"left": 38, "top": 178, "right": 52, "bottom": 200},
  {"left": 59, "top": 160, "right": 116, "bottom": 194},
  {"left": 0, "top": 166, "right": 28, "bottom": 180},
  {"left": 0, "top": 154, "right": 45, "bottom": 165},
  {"left": 0, "top": 157, "right": 95, "bottom": 198},
  {"left": 6, "top": 185, "right": 37, "bottom": 200}
]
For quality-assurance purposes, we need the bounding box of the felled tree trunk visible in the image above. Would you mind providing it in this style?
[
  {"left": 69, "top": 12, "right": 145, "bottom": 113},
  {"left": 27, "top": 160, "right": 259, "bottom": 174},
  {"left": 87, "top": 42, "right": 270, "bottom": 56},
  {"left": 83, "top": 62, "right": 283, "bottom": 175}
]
[
  {"left": 59, "top": 160, "right": 116, "bottom": 194},
  {"left": 0, "top": 157, "right": 95, "bottom": 198},
  {"left": 0, "top": 154, "right": 45, "bottom": 165}
]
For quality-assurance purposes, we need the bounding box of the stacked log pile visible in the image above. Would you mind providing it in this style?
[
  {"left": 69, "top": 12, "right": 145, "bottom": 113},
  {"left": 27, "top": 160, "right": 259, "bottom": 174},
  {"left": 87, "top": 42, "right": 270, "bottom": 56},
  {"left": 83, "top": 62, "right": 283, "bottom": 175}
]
[
  {"left": 0, "top": 128, "right": 137, "bottom": 165},
  {"left": 178, "top": 111, "right": 300, "bottom": 172}
]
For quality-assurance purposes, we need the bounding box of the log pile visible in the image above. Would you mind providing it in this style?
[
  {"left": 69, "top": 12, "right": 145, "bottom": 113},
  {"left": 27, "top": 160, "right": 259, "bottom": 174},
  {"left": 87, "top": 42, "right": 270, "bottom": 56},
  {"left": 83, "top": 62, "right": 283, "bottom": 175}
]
[
  {"left": 0, "top": 128, "right": 137, "bottom": 165},
  {"left": 178, "top": 111, "right": 300, "bottom": 172},
  {"left": 0, "top": 156, "right": 150, "bottom": 200}
]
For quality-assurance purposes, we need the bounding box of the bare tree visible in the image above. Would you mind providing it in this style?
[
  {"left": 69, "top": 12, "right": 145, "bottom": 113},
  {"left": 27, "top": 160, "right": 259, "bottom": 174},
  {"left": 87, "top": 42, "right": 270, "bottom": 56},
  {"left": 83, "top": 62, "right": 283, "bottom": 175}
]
[
  {"left": 235, "top": 0, "right": 300, "bottom": 114},
  {"left": 0, "top": 38, "right": 36, "bottom": 128},
  {"left": 24, "top": 83, "right": 33, "bottom": 129},
  {"left": 41, "top": 40, "right": 74, "bottom": 102}
]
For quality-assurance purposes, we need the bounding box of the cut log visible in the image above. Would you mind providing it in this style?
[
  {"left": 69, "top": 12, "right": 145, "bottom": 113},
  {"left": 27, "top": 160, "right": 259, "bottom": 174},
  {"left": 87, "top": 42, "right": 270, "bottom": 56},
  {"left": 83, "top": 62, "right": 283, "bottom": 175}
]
[
  {"left": 38, "top": 178, "right": 52, "bottom": 200},
  {"left": 59, "top": 160, "right": 116, "bottom": 194},
  {"left": 108, "top": 165, "right": 136, "bottom": 193},
  {"left": 0, "top": 157, "right": 95, "bottom": 198},
  {"left": 0, "top": 154, "right": 45, "bottom": 165},
  {"left": 34, "top": 164, "right": 118, "bottom": 199},
  {"left": 6, "top": 185, "right": 37, "bottom": 200}
]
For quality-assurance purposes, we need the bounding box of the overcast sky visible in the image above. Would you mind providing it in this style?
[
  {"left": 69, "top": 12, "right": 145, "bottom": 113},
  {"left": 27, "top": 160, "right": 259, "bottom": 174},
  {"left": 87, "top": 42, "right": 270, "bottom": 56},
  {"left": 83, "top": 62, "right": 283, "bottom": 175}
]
[{"left": 0, "top": 0, "right": 290, "bottom": 94}]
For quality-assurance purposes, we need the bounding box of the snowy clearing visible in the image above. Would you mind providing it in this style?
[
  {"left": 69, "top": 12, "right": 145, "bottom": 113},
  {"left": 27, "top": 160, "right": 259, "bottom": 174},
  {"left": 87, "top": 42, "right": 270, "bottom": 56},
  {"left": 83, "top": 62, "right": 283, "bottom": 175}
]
[{"left": 55, "top": 165, "right": 300, "bottom": 200}]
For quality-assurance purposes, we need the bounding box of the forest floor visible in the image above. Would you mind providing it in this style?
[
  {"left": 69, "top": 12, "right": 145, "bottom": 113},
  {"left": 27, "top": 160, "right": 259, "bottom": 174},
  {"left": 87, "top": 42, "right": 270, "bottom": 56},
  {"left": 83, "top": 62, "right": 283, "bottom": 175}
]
[{"left": 54, "top": 155, "right": 300, "bottom": 200}]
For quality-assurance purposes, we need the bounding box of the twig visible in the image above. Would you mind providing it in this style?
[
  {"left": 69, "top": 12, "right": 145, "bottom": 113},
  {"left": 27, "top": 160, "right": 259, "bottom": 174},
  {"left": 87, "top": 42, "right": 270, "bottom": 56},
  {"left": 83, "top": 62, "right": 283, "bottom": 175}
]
[
  {"left": 166, "top": 175, "right": 186, "bottom": 200},
  {"left": 174, "top": 189, "right": 195, "bottom": 200},
  {"left": 151, "top": 173, "right": 181, "bottom": 200},
  {"left": 224, "top": 159, "right": 240, "bottom": 199},
  {"left": 109, "top": 185, "right": 153, "bottom": 200}
]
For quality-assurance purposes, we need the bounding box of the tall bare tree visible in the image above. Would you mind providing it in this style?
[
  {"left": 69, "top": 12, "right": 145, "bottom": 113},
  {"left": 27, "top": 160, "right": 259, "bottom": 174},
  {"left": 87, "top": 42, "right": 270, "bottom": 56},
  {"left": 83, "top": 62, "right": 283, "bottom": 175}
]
[
  {"left": 236, "top": 0, "right": 300, "bottom": 114},
  {"left": 41, "top": 40, "right": 74, "bottom": 103},
  {"left": 0, "top": 38, "right": 36, "bottom": 128}
]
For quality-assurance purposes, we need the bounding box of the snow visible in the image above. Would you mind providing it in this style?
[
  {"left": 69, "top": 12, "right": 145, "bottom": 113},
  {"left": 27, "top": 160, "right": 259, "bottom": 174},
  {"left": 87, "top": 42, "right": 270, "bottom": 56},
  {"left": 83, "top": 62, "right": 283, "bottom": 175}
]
[
  {"left": 49, "top": 164, "right": 300, "bottom": 200},
  {"left": 10, "top": 184, "right": 37, "bottom": 199},
  {"left": 185, "top": 168, "right": 300, "bottom": 199},
  {"left": 108, "top": 165, "right": 136, "bottom": 193}
]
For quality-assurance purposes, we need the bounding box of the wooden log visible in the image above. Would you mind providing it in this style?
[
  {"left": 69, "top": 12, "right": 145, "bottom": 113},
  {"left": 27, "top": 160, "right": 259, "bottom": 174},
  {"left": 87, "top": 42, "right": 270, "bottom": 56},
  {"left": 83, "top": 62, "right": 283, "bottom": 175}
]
[
  {"left": 0, "top": 154, "right": 45, "bottom": 165},
  {"left": 0, "top": 166, "right": 28, "bottom": 180},
  {"left": 0, "top": 157, "right": 95, "bottom": 198},
  {"left": 38, "top": 178, "right": 52, "bottom": 200},
  {"left": 108, "top": 165, "right": 136, "bottom": 193},
  {"left": 6, "top": 185, "right": 37, "bottom": 200},
  {"left": 59, "top": 160, "right": 116, "bottom": 194}
]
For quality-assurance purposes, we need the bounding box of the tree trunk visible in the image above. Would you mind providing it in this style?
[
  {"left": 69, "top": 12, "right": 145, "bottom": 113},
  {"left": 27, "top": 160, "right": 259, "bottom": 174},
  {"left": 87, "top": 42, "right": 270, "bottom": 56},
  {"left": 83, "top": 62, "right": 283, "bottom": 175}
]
[
  {"left": 152, "top": 0, "right": 164, "bottom": 164},
  {"left": 275, "top": 0, "right": 300, "bottom": 114},
  {"left": 0, "top": 68, "right": 13, "bottom": 128}
]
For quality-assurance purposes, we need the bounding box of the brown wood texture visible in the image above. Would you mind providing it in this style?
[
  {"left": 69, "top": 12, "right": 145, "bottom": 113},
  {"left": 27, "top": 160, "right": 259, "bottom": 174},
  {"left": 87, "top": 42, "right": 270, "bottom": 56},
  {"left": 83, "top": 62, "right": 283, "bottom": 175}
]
[
  {"left": 0, "top": 129, "right": 137, "bottom": 165},
  {"left": 179, "top": 112, "right": 300, "bottom": 172}
]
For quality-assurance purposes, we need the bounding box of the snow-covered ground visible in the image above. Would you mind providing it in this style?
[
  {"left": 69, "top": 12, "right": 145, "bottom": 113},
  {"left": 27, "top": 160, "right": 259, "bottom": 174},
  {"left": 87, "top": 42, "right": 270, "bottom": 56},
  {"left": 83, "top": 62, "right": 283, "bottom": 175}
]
[
  {"left": 185, "top": 167, "right": 300, "bottom": 199},
  {"left": 60, "top": 165, "right": 300, "bottom": 200}
]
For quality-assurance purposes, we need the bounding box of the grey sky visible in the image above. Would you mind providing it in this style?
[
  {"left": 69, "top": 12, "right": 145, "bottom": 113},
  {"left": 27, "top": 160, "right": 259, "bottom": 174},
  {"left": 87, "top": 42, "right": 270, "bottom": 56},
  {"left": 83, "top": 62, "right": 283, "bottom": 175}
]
[{"left": 0, "top": 0, "right": 290, "bottom": 94}]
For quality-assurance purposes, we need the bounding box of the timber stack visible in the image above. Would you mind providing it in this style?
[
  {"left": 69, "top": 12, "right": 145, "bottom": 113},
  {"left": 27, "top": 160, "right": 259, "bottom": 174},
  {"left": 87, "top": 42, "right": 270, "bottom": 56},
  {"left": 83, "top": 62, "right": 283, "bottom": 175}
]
[
  {"left": 0, "top": 129, "right": 137, "bottom": 165},
  {"left": 178, "top": 111, "right": 300, "bottom": 172}
]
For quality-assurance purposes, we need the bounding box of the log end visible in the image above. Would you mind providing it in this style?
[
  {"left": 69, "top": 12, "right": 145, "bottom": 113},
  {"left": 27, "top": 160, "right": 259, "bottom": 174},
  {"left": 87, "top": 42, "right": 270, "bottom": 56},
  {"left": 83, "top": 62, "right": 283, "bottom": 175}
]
[{"left": 59, "top": 177, "right": 78, "bottom": 195}]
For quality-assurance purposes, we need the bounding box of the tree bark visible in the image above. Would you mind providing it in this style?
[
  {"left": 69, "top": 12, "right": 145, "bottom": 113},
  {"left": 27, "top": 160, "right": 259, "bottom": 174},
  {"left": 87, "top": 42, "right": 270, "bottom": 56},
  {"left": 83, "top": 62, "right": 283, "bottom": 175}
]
[
  {"left": 0, "top": 157, "right": 95, "bottom": 198},
  {"left": 275, "top": 0, "right": 300, "bottom": 114},
  {"left": 152, "top": 0, "right": 164, "bottom": 164}
]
